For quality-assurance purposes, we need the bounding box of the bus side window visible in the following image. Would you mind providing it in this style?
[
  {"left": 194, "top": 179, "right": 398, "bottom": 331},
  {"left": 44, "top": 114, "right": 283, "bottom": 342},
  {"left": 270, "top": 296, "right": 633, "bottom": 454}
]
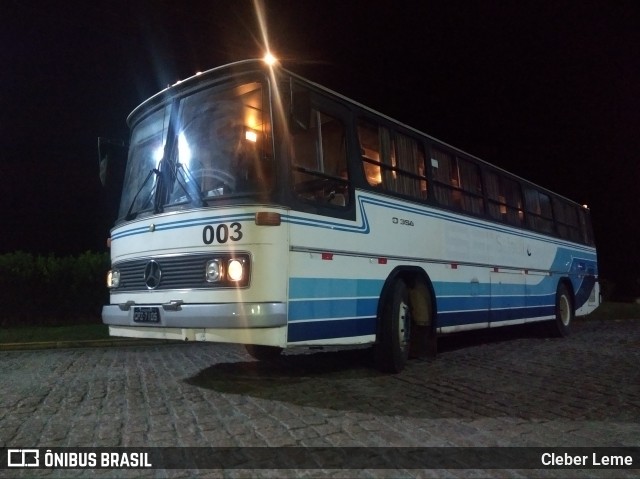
[
  {"left": 524, "top": 187, "right": 554, "bottom": 234},
  {"left": 485, "top": 171, "right": 524, "bottom": 226},
  {"left": 358, "top": 120, "right": 382, "bottom": 188},
  {"left": 291, "top": 109, "right": 349, "bottom": 207},
  {"left": 457, "top": 157, "right": 484, "bottom": 215},
  {"left": 395, "top": 133, "right": 427, "bottom": 199},
  {"left": 357, "top": 120, "right": 427, "bottom": 200},
  {"left": 554, "top": 199, "right": 581, "bottom": 243},
  {"left": 430, "top": 148, "right": 456, "bottom": 207},
  {"left": 578, "top": 208, "right": 595, "bottom": 245}
]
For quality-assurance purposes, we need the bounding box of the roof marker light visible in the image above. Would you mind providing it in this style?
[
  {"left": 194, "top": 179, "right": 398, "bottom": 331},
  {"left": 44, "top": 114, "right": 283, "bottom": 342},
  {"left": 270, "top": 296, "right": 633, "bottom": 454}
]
[
  {"left": 255, "top": 212, "right": 281, "bottom": 226},
  {"left": 263, "top": 53, "right": 277, "bottom": 66}
]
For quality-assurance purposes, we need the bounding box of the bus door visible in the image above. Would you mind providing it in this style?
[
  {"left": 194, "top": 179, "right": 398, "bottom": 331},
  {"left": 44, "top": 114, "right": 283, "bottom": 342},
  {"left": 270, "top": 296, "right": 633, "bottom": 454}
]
[{"left": 286, "top": 87, "right": 361, "bottom": 344}]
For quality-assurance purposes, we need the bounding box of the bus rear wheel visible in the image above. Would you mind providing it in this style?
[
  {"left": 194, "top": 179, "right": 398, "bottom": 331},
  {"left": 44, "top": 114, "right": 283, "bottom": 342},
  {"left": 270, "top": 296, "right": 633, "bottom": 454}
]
[
  {"left": 374, "top": 279, "right": 411, "bottom": 373},
  {"left": 549, "top": 283, "right": 574, "bottom": 337},
  {"left": 245, "top": 344, "right": 283, "bottom": 361}
]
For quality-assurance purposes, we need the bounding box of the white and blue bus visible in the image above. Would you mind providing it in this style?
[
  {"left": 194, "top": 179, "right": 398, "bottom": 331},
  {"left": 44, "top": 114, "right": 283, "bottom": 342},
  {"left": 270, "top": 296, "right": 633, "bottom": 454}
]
[{"left": 101, "top": 58, "right": 600, "bottom": 372}]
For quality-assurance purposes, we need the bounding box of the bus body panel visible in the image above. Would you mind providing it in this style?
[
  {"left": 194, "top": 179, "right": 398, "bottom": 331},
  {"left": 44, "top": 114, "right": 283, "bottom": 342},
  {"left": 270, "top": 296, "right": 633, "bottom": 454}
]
[{"left": 285, "top": 191, "right": 598, "bottom": 344}]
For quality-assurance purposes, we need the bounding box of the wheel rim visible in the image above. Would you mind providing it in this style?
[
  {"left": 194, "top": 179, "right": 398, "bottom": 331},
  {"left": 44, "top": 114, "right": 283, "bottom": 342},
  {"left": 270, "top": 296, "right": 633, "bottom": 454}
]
[
  {"left": 559, "top": 294, "right": 571, "bottom": 326},
  {"left": 398, "top": 300, "right": 409, "bottom": 351}
]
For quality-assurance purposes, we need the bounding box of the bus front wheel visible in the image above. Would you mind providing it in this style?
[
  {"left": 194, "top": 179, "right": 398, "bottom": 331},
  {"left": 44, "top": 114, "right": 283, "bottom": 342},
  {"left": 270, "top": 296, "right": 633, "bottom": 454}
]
[
  {"left": 549, "top": 283, "right": 574, "bottom": 337},
  {"left": 374, "top": 279, "right": 411, "bottom": 373}
]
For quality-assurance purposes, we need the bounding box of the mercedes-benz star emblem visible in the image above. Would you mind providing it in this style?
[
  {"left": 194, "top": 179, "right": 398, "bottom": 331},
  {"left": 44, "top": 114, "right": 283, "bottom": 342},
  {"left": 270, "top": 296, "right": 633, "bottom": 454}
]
[{"left": 143, "top": 260, "right": 162, "bottom": 290}]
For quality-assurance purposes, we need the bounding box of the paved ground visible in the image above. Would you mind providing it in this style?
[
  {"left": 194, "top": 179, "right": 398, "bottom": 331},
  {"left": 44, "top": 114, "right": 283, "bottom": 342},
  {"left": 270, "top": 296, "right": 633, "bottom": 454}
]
[{"left": 1, "top": 319, "right": 639, "bottom": 477}]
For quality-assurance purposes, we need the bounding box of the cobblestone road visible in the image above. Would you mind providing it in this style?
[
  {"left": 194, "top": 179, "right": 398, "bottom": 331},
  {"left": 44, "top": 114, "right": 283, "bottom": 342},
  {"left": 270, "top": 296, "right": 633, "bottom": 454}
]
[{"left": 1, "top": 319, "right": 639, "bottom": 478}]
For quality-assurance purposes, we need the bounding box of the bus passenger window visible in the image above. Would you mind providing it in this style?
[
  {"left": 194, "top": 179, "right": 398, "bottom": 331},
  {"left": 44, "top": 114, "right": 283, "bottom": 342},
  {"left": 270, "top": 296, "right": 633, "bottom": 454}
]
[
  {"left": 395, "top": 133, "right": 427, "bottom": 199},
  {"left": 291, "top": 109, "right": 349, "bottom": 207},
  {"left": 554, "top": 199, "right": 581, "bottom": 242},
  {"left": 486, "top": 171, "right": 524, "bottom": 226},
  {"left": 524, "top": 188, "right": 554, "bottom": 233},
  {"left": 431, "top": 148, "right": 460, "bottom": 209},
  {"left": 358, "top": 121, "right": 382, "bottom": 187},
  {"left": 358, "top": 120, "right": 427, "bottom": 199}
]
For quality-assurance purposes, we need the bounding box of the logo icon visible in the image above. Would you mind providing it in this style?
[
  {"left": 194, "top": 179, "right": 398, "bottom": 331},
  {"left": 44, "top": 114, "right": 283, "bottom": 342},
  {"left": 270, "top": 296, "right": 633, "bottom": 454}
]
[
  {"left": 8, "top": 449, "right": 39, "bottom": 467},
  {"left": 143, "top": 260, "right": 162, "bottom": 289}
]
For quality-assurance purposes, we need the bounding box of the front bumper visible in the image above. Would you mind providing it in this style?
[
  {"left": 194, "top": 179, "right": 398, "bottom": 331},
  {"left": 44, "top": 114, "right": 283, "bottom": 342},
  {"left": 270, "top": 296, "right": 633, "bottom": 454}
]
[{"left": 102, "top": 302, "right": 287, "bottom": 329}]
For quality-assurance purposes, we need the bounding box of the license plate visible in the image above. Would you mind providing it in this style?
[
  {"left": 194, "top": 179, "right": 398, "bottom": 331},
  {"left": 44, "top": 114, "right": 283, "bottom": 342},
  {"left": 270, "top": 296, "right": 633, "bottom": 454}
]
[{"left": 133, "top": 307, "right": 160, "bottom": 323}]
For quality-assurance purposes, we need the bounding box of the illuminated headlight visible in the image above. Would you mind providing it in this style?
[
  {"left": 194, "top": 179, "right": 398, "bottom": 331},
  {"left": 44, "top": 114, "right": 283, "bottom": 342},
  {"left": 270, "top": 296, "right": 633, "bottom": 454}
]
[
  {"left": 205, "top": 259, "right": 223, "bottom": 283},
  {"left": 204, "top": 253, "right": 251, "bottom": 287},
  {"left": 227, "top": 258, "right": 245, "bottom": 282},
  {"left": 107, "top": 269, "right": 120, "bottom": 288}
]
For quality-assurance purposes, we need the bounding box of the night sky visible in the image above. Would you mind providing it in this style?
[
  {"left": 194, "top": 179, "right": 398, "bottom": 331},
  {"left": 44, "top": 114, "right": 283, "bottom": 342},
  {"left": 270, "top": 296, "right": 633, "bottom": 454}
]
[{"left": 2, "top": 1, "right": 639, "bottom": 297}]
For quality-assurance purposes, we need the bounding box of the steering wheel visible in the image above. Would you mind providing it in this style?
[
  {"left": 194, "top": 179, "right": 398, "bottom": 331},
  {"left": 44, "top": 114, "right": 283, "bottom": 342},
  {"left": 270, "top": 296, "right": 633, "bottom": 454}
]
[{"left": 196, "top": 168, "right": 236, "bottom": 193}]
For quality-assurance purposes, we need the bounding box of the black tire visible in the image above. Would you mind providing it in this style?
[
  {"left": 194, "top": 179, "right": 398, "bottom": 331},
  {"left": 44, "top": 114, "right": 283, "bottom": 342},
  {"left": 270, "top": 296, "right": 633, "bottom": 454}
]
[
  {"left": 374, "top": 279, "right": 411, "bottom": 373},
  {"left": 245, "top": 344, "right": 283, "bottom": 361},
  {"left": 549, "top": 283, "right": 574, "bottom": 337}
]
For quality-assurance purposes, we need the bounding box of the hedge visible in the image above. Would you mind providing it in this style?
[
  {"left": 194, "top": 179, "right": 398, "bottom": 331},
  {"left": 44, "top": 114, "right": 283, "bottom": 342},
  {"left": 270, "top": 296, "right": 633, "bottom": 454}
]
[{"left": 0, "top": 251, "right": 110, "bottom": 327}]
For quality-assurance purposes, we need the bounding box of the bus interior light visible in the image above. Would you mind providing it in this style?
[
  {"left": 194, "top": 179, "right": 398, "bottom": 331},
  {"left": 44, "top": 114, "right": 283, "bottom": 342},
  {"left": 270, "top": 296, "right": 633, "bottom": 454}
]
[{"left": 245, "top": 129, "right": 258, "bottom": 143}]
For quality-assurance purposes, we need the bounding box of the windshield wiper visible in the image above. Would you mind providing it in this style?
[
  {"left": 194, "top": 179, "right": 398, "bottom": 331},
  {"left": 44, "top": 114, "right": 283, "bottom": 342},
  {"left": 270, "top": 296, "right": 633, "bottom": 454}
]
[
  {"left": 172, "top": 163, "right": 205, "bottom": 207},
  {"left": 124, "top": 168, "right": 159, "bottom": 221}
]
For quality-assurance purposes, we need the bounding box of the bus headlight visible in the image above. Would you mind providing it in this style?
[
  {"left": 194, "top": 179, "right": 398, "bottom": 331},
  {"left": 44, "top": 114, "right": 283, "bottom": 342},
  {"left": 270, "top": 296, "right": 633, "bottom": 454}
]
[
  {"left": 205, "top": 259, "right": 223, "bottom": 283},
  {"left": 107, "top": 269, "right": 120, "bottom": 288},
  {"left": 204, "top": 253, "right": 251, "bottom": 287},
  {"left": 227, "top": 258, "right": 245, "bottom": 282}
]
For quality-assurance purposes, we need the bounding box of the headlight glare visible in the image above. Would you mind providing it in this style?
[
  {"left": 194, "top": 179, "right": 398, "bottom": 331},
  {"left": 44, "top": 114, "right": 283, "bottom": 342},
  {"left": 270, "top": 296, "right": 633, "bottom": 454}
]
[
  {"left": 107, "top": 269, "right": 120, "bottom": 288},
  {"left": 227, "top": 259, "right": 245, "bottom": 282}
]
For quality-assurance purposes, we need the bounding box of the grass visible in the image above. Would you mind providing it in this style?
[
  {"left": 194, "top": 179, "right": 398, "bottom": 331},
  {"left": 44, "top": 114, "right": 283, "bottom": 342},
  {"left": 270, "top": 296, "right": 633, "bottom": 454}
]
[
  {"left": 583, "top": 301, "right": 640, "bottom": 321},
  {"left": 0, "top": 323, "right": 110, "bottom": 344},
  {"left": 0, "top": 302, "right": 637, "bottom": 345}
]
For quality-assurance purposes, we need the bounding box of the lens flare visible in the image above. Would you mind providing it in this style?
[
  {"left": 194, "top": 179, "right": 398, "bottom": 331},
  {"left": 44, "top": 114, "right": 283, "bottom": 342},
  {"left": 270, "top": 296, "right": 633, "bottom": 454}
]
[{"left": 263, "top": 52, "right": 277, "bottom": 65}]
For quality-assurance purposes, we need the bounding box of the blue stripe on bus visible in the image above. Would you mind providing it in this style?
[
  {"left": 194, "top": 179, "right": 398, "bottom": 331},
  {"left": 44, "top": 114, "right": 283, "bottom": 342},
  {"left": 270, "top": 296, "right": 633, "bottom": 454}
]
[
  {"left": 111, "top": 212, "right": 255, "bottom": 240},
  {"left": 287, "top": 276, "right": 561, "bottom": 342},
  {"left": 288, "top": 298, "right": 378, "bottom": 322},
  {"left": 111, "top": 194, "right": 599, "bottom": 257},
  {"left": 435, "top": 293, "right": 554, "bottom": 311},
  {"left": 287, "top": 303, "right": 557, "bottom": 342},
  {"left": 288, "top": 317, "right": 377, "bottom": 342},
  {"left": 283, "top": 194, "right": 599, "bottom": 254},
  {"left": 289, "top": 278, "right": 384, "bottom": 299},
  {"left": 438, "top": 305, "right": 555, "bottom": 327}
]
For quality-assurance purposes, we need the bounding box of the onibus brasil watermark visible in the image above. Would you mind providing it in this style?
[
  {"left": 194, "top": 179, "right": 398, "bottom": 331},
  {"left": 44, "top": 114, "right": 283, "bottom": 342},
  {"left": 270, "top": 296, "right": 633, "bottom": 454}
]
[{"left": 7, "top": 449, "right": 151, "bottom": 469}]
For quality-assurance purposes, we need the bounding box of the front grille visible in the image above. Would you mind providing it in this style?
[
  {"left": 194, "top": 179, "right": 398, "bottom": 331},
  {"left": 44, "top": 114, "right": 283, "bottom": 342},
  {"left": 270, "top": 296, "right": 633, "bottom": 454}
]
[{"left": 113, "top": 253, "right": 249, "bottom": 292}]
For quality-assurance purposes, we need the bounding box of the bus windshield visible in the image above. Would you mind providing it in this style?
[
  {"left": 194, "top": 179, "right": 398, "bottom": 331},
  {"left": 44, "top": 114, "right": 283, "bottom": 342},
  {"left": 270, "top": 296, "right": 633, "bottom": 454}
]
[{"left": 118, "top": 79, "right": 273, "bottom": 222}]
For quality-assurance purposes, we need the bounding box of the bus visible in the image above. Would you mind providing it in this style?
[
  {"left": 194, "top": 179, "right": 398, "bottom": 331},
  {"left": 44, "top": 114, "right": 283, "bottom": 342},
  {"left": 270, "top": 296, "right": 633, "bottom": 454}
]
[{"left": 101, "top": 57, "right": 600, "bottom": 372}]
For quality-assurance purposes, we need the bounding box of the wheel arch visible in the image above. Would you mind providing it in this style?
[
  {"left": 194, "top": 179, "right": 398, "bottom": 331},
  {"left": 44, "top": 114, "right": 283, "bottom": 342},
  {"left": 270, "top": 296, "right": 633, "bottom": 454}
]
[
  {"left": 557, "top": 276, "right": 576, "bottom": 310},
  {"left": 376, "top": 266, "right": 438, "bottom": 358},
  {"left": 377, "top": 266, "right": 436, "bottom": 318}
]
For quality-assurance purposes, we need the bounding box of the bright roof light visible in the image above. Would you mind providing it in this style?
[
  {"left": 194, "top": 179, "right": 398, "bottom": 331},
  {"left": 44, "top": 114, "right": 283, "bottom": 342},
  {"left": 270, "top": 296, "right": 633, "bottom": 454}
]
[
  {"left": 245, "top": 129, "right": 258, "bottom": 143},
  {"left": 263, "top": 52, "right": 277, "bottom": 66}
]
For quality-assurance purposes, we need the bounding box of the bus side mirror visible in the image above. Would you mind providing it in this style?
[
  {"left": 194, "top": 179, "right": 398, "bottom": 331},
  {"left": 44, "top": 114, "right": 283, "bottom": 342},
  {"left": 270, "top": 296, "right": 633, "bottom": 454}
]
[
  {"left": 98, "top": 137, "right": 127, "bottom": 187},
  {"left": 290, "top": 90, "right": 311, "bottom": 131},
  {"left": 98, "top": 137, "right": 127, "bottom": 224}
]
